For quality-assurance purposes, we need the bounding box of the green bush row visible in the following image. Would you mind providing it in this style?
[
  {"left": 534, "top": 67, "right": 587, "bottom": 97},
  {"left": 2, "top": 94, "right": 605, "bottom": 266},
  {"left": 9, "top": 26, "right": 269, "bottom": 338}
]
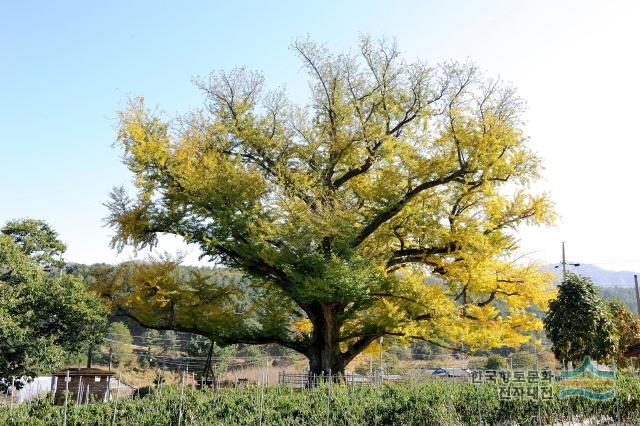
[{"left": 2, "top": 376, "right": 640, "bottom": 425}]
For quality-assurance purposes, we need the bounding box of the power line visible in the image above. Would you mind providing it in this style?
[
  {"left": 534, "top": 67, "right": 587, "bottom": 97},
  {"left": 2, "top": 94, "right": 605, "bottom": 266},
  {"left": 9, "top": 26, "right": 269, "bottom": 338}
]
[{"left": 579, "top": 260, "right": 640, "bottom": 268}]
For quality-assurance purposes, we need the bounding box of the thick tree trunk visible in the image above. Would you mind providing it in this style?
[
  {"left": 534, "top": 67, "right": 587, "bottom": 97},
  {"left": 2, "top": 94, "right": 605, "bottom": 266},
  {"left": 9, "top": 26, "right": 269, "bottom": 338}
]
[
  {"left": 305, "top": 302, "right": 346, "bottom": 378},
  {"left": 307, "top": 346, "right": 345, "bottom": 377}
]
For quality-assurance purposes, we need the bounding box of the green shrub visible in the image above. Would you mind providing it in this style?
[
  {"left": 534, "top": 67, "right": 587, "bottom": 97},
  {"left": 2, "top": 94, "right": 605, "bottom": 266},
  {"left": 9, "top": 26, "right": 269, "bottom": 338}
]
[{"left": 485, "top": 354, "right": 505, "bottom": 370}]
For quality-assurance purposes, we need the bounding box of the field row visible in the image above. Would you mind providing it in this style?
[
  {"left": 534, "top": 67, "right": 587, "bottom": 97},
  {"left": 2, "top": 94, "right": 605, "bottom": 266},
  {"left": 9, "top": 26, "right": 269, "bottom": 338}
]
[{"left": 2, "top": 377, "right": 640, "bottom": 425}]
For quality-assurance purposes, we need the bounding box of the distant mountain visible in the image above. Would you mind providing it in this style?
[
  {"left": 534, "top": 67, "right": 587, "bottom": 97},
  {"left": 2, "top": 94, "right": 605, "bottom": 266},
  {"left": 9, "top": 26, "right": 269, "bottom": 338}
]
[{"left": 544, "top": 264, "right": 638, "bottom": 288}]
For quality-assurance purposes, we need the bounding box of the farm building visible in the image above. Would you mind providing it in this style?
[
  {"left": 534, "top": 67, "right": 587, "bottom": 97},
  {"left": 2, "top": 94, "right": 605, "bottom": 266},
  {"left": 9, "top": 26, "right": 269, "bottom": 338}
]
[
  {"left": 431, "top": 367, "right": 471, "bottom": 378},
  {"left": 52, "top": 368, "right": 114, "bottom": 404}
]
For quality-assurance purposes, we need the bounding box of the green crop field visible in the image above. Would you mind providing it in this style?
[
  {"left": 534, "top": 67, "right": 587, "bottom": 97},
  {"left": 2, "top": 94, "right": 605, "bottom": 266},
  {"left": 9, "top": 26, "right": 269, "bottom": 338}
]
[{"left": 2, "top": 377, "right": 640, "bottom": 425}]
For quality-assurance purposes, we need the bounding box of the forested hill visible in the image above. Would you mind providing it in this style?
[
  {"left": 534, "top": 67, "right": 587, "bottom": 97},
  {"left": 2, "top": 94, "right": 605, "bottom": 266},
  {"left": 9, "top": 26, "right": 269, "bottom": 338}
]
[
  {"left": 540, "top": 263, "right": 639, "bottom": 311},
  {"left": 545, "top": 264, "right": 638, "bottom": 287},
  {"left": 64, "top": 262, "right": 247, "bottom": 286},
  {"left": 598, "top": 287, "right": 638, "bottom": 312}
]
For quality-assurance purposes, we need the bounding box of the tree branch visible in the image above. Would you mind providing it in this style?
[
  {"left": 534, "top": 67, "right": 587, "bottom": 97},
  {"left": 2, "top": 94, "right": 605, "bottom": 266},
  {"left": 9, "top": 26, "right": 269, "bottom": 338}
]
[
  {"left": 120, "top": 309, "right": 309, "bottom": 354},
  {"left": 476, "top": 288, "right": 520, "bottom": 307},
  {"left": 351, "top": 167, "right": 468, "bottom": 247},
  {"left": 332, "top": 140, "right": 382, "bottom": 188},
  {"left": 341, "top": 333, "right": 384, "bottom": 365},
  {"left": 385, "top": 244, "right": 458, "bottom": 270}
]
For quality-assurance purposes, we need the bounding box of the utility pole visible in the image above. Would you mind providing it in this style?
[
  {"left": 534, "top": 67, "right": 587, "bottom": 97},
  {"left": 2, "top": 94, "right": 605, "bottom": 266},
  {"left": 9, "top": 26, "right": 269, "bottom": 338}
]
[
  {"left": 634, "top": 275, "right": 640, "bottom": 316},
  {"left": 561, "top": 241, "right": 566, "bottom": 280},
  {"left": 556, "top": 242, "right": 580, "bottom": 282},
  {"left": 378, "top": 336, "right": 384, "bottom": 376}
]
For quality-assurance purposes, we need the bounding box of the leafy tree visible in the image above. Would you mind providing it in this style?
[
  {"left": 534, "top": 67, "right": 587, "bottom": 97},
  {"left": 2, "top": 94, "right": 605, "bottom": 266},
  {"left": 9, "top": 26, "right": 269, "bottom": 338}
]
[
  {"left": 105, "top": 37, "right": 554, "bottom": 375},
  {"left": 187, "top": 335, "right": 236, "bottom": 377},
  {"left": 160, "top": 330, "right": 178, "bottom": 354},
  {"left": 142, "top": 329, "right": 161, "bottom": 350},
  {"left": 139, "top": 329, "right": 162, "bottom": 367},
  {"left": 485, "top": 354, "right": 505, "bottom": 370},
  {"left": 187, "top": 334, "right": 211, "bottom": 357},
  {"left": 211, "top": 343, "right": 236, "bottom": 376},
  {"left": 1, "top": 219, "right": 67, "bottom": 269},
  {"left": 103, "top": 322, "right": 134, "bottom": 366},
  {"left": 608, "top": 300, "right": 640, "bottom": 368},
  {"left": 381, "top": 351, "right": 401, "bottom": 374},
  {"left": 0, "top": 233, "right": 107, "bottom": 389},
  {"left": 243, "top": 345, "right": 266, "bottom": 364},
  {"left": 544, "top": 273, "right": 616, "bottom": 365}
]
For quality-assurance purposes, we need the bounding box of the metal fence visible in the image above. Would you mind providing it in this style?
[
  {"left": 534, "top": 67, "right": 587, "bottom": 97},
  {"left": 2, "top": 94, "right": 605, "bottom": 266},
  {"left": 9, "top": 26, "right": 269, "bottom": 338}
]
[{"left": 277, "top": 371, "right": 404, "bottom": 388}]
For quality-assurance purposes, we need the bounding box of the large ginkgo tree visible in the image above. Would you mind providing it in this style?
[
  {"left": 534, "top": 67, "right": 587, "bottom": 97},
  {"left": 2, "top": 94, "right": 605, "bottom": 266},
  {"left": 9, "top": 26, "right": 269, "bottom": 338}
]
[{"left": 106, "top": 37, "right": 554, "bottom": 376}]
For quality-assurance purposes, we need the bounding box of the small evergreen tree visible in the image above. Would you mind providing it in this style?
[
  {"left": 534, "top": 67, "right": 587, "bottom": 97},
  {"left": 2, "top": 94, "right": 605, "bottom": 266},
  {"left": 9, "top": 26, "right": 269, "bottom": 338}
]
[{"left": 544, "top": 273, "right": 616, "bottom": 365}]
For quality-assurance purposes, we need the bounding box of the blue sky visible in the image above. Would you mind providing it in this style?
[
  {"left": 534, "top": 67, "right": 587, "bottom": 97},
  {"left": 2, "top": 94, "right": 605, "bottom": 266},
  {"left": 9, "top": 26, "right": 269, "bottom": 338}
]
[{"left": 2, "top": 1, "right": 640, "bottom": 273}]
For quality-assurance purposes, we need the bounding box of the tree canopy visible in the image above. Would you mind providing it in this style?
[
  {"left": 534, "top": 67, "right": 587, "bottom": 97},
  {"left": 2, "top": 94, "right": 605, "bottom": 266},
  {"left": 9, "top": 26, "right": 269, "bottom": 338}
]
[
  {"left": 0, "top": 221, "right": 107, "bottom": 389},
  {"left": 106, "top": 37, "right": 555, "bottom": 375},
  {"left": 607, "top": 300, "right": 640, "bottom": 367},
  {"left": 1, "top": 218, "right": 67, "bottom": 269}
]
